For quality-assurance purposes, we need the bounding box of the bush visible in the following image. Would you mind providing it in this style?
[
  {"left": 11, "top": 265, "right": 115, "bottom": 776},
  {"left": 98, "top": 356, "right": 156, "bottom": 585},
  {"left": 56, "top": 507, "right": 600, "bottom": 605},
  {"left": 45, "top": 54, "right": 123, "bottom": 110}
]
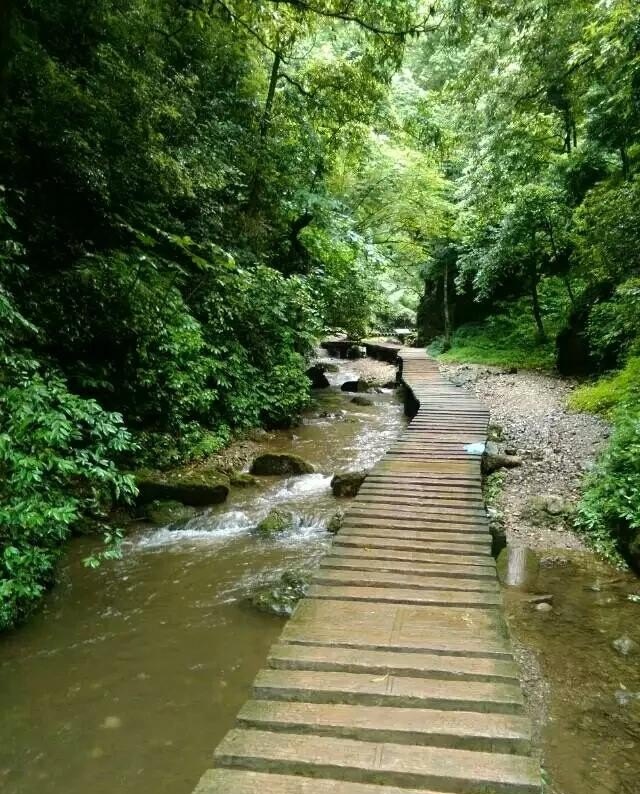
[
  {"left": 0, "top": 355, "right": 136, "bottom": 630},
  {"left": 575, "top": 408, "right": 640, "bottom": 566}
]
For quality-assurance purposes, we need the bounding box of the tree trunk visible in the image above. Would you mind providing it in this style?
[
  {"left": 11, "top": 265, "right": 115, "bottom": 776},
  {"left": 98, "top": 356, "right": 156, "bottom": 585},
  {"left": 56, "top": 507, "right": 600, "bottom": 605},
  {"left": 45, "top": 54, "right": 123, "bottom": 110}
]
[
  {"left": 529, "top": 264, "right": 546, "bottom": 341},
  {"left": 259, "top": 50, "right": 282, "bottom": 141},
  {"left": 247, "top": 50, "right": 282, "bottom": 212},
  {"left": 443, "top": 262, "right": 451, "bottom": 350},
  {"left": 621, "top": 145, "right": 630, "bottom": 180},
  {"left": 0, "top": 0, "right": 14, "bottom": 103},
  {"left": 563, "top": 274, "right": 576, "bottom": 308}
]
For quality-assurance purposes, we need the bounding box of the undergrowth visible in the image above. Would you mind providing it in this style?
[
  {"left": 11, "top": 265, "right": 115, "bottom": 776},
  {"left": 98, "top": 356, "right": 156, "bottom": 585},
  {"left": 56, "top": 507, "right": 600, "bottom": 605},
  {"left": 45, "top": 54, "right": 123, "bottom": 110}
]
[
  {"left": 429, "top": 287, "right": 569, "bottom": 370},
  {"left": 570, "top": 357, "right": 640, "bottom": 567}
]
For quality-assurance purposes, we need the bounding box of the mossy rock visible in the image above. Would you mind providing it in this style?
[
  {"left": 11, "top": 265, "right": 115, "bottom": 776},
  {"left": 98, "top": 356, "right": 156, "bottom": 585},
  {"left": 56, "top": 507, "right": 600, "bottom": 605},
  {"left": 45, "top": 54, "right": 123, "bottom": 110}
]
[
  {"left": 331, "top": 470, "right": 368, "bottom": 498},
  {"left": 250, "top": 570, "right": 310, "bottom": 616},
  {"left": 145, "top": 500, "right": 198, "bottom": 526},
  {"left": 254, "top": 508, "right": 295, "bottom": 536},
  {"left": 327, "top": 508, "right": 345, "bottom": 534},
  {"left": 230, "top": 472, "right": 260, "bottom": 488},
  {"left": 135, "top": 470, "right": 230, "bottom": 507},
  {"left": 250, "top": 453, "right": 314, "bottom": 476}
]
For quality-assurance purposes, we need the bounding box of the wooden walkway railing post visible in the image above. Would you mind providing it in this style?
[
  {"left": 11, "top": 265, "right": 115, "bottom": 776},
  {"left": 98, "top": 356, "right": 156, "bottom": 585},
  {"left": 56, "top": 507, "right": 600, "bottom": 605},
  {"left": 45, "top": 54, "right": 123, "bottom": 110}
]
[{"left": 196, "top": 349, "right": 540, "bottom": 794}]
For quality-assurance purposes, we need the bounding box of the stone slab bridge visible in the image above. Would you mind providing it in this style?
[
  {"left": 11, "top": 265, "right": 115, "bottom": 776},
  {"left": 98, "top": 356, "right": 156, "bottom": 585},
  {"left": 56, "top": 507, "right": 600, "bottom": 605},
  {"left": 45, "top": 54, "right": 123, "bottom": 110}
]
[{"left": 194, "top": 349, "right": 540, "bottom": 794}]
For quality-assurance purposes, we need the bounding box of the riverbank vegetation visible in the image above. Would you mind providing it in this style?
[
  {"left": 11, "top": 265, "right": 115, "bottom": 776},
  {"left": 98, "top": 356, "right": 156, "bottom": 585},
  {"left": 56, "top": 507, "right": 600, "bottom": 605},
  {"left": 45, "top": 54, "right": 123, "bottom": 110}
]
[{"left": 1, "top": 0, "right": 639, "bottom": 627}]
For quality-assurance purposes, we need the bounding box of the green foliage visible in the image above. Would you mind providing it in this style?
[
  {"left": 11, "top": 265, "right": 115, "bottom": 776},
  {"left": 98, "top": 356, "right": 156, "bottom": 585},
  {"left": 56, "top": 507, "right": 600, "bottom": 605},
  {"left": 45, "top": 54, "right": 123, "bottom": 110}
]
[
  {"left": 569, "top": 357, "right": 640, "bottom": 416},
  {"left": 0, "top": 355, "right": 136, "bottom": 630},
  {"left": 575, "top": 408, "right": 640, "bottom": 566}
]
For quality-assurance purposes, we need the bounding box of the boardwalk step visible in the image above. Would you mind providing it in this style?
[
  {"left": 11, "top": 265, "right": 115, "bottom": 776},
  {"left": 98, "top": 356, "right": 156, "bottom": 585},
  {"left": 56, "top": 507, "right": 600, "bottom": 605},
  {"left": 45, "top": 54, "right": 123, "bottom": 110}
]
[
  {"left": 312, "top": 568, "right": 499, "bottom": 592},
  {"left": 267, "top": 644, "right": 519, "bottom": 683},
  {"left": 339, "top": 526, "right": 490, "bottom": 544},
  {"left": 331, "top": 546, "right": 495, "bottom": 568},
  {"left": 307, "top": 584, "right": 501, "bottom": 608},
  {"left": 237, "top": 700, "right": 532, "bottom": 753},
  {"left": 252, "top": 669, "right": 524, "bottom": 714},
  {"left": 213, "top": 729, "right": 540, "bottom": 793},
  {"left": 320, "top": 555, "right": 498, "bottom": 581},
  {"left": 334, "top": 536, "right": 491, "bottom": 556},
  {"left": 340, "top": 516, "right": 489, "bottom": 534},
  {"left": 195, "top": 769, "right": 448, "bottom": 794}
]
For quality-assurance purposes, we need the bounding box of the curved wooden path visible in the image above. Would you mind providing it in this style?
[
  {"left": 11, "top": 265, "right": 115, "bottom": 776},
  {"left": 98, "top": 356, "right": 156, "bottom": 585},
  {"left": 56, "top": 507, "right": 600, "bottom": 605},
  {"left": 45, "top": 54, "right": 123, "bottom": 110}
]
[{"left": 195, "top": 349, "right": 540, "bottom": 794}]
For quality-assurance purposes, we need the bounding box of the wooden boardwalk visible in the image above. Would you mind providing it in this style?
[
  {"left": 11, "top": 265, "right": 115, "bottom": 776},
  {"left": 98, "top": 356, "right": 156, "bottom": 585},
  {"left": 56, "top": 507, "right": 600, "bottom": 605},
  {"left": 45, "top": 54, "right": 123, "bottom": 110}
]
[{"left": 195, "top": 349, "right": 540, "bottom": 794}]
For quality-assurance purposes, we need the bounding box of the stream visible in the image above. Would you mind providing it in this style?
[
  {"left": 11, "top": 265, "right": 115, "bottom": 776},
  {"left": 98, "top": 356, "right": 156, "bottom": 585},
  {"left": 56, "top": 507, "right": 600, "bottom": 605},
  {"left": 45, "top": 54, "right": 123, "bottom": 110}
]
[{"left": 0, "top": 358, "right": 406, "bottom": 794}]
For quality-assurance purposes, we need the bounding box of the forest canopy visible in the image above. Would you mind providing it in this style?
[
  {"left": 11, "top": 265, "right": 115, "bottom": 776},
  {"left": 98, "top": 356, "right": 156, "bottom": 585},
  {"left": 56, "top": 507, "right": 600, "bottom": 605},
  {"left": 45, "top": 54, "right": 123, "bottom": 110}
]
[{"left": 1, "top": 0, "right": 640, "bottom": 627}]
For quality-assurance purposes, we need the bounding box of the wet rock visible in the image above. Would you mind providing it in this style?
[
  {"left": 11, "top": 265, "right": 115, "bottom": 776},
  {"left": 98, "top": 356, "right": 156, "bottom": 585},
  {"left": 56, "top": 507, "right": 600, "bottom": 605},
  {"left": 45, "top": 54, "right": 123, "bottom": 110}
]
[
  {"left": 331, "top": 470, "right": 368, "bottom": 498},
  {"left": 612, "top": 636, "right": 638, "bottom": 657},
  {"left": 250, "top": 453, "right": 314, "bottom": 476},
  {"left": 247, "top": 427, "right": 270, "bottom": 442},
  {"left": 306, "top": 364, "right": 330, "bottom": 389},
  {"left": 135, "top": 470, "right": 230, "bottom": 507},
  {"left": 529, "top": 594, "right": 554, "bottom": 605},
  {"left": 145, "top": 500, "right": 198, "bottom": 526},
  {"left": 323, "top": 363, "right": 340, "bottom": 373},
  {"left": 230, "top": 473, "right": 260, "bottom": 488},
  {"left": 253, "top": 508, "right": 295, "bottom": 536},
  {"left": 250, "top": 570, "right": 310, "bottom": 616},
  {"left": 614, "top": 689, "right": 640, "bottom": 707},
  {"left": 486, "top": 507, "right": 507, "bottom": 557},
  {"left": 341, "top": 379, "right": 370, "bottom": 393},
  {"left": 351, "top": 395, "right": 374, "bottom": 407},
  {"left": 347, "top": 344, "right": 367, "bottom": 359},
  {"left": 383, "top": 379, "right": 398, "bottom": 389},
  {"left": 327, "top": 508, "right": 345, "bottom": 534}
]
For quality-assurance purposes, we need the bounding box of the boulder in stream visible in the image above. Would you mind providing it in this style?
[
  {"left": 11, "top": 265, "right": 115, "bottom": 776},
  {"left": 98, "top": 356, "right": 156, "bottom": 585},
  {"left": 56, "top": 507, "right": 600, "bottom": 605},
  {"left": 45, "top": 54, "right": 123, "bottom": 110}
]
[
  {"left": 306, "top": 364, "right": 330, "bottom": 389},
  {"left": 327, "top": 508, "right": 346, "bottom": 534},
  {"left": 254, "top": 508, "right": 295, "bottom": 536},
  {"left": 341, "top": 379, "right": 370, "bottom": 393},
  {"left": 331, "top": 470, "right": 368, "bottom": 498},
  {"left": 250, "top": 570, "right": 310, "bottom": 616},
  {"left": 135, "top": 470, "right": 230, "bottom": 507},
  {"left": 250, "top": 453, "right": 314, "bottom": 476},
  {"left": 351, "top": 395, "right": 373, "bottom": 407},
  {"left": 612, "top": 635, "right": 638, "bottom": 657}
]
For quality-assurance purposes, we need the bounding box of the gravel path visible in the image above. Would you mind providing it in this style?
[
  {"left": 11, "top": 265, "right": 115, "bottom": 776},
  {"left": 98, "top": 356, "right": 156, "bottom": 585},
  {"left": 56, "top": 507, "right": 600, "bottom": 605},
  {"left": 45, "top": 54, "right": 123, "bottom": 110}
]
[{"left": 440, "top": 363, "right": 610, "bottom": 551}]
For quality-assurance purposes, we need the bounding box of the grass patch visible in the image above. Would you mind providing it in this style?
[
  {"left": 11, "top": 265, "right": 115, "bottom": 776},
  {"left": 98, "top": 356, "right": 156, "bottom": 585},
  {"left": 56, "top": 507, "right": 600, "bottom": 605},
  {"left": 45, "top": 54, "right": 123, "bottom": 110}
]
[{"left": 568, "top": 356, "right": 640, "bottom": 416}]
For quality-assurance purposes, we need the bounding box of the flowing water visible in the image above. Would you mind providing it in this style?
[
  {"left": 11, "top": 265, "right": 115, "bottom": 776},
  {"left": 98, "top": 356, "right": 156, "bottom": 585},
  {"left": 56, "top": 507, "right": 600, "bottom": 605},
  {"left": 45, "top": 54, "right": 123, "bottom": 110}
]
[
  {"left": 0, "top": 360, "right": 406, "bottom": 794},
  {"left": 501, "top": 549, "right": 640, "bottom": 794}
]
